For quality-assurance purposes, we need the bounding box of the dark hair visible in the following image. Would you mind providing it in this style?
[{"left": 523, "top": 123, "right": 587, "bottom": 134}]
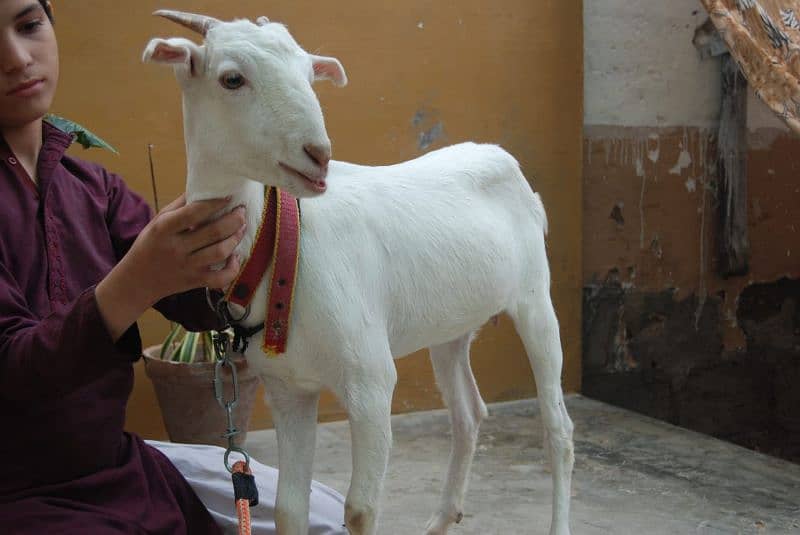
[{"left": 39, "top": 0, "right": 53, "bottom": 23}]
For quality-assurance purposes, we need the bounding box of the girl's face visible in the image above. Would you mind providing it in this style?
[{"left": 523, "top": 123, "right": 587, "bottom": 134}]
[{"left": 0, "top": 0, "right": 57, "bottom": 130}]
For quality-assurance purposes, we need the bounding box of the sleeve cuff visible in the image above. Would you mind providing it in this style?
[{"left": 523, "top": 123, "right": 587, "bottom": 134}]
[
  {"left": 154, "top": 288, "right": 227, "bottom": 332},
  {"left": 86, "top": 286, "right": 143, "bottom": 363},
  {"left": 114, "top": 322, "right": 143, "bottom": 362}
]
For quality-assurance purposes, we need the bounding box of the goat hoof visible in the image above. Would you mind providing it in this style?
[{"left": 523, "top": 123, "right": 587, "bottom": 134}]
[
  {"left": 344, "top": 502, "right": 376, "bottom": 535},
  {"left": 424, "top": 509, "right": 464, "bottom": 535}
]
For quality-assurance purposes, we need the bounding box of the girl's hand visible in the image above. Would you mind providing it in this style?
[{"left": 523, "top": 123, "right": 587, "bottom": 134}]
[
  {"left": 96, "top": 194, "right": 246, "bottom": 341},
  {"left": 127, "top": 194, "right": 247, "bottom": 303}
]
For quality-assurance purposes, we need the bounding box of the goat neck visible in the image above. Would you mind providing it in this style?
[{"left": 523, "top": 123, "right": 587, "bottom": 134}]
[{"left": 184, "top": 159, "right": 265, "bottom": 264}]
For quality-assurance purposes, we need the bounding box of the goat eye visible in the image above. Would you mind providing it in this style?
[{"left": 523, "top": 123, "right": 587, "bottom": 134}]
[{"left": 220, "top": 73, "right": 245, "bottom": 90}]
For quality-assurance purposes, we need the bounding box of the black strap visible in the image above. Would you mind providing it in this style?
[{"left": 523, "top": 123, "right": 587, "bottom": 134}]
[{"left": 231, "top": 322, "right": 265, "bottom": 354}]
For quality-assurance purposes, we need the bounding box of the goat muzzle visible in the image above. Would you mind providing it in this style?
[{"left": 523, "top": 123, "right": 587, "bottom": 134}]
[{"left": 153, "top": 9, "right": 220, "bottom": 36}]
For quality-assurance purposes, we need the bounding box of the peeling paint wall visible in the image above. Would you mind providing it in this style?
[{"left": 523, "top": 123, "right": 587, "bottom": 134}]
[
  {"left": 584, "top": 1, "right": 800, "bottom": 461},
  {"left": 584, "top": 0, "right": 721, "bottom": 127}
]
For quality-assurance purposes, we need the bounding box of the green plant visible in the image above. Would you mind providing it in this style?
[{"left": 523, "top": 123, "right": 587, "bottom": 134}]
[
  {"left": 159, "top": 324, "right": 230, "bottom": 363},
  {"left": 44, "top": 113, "right": 118, "bottom": 153}
]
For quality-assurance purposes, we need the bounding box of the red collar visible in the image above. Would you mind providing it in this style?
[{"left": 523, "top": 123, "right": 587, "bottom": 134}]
[{"left": 226, "top": 187, "right": 301, "bottom": 355}]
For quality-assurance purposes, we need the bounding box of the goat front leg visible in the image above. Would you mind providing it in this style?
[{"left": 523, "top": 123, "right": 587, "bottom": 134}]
[
  {"left": 336, "top": 353, "right": 397, "bottom": 535},
  {"left": 261, "top": 376, "right": 321, "bottom": 535}
]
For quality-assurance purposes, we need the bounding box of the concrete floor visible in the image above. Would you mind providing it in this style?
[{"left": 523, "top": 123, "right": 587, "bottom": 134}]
[{"left": 244, "top": 395, "right": 800, "bottom": 534}]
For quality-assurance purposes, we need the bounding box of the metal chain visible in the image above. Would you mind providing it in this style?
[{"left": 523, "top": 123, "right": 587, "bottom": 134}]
[{"left": 212, "top": 327, "right": 251, "bottom": 473}]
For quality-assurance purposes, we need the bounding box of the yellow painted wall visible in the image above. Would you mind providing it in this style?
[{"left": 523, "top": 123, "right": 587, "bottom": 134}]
[{"left": 52, "top": 1, "right": 582, "bottom": 438}]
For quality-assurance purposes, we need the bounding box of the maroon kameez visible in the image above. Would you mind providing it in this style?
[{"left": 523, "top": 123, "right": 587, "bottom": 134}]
[{"left": 0, "top": 122, "right": 224, "bottom": 534}]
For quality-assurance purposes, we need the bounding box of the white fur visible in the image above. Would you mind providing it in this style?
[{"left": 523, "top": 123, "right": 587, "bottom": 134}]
[{"left": 145, "top": 16, "right": 573, "bottom": 535}]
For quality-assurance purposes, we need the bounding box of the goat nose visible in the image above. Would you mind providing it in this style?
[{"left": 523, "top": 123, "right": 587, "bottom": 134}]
[{"left": 304, "top": 143, "right": 331, "bottom": 169}]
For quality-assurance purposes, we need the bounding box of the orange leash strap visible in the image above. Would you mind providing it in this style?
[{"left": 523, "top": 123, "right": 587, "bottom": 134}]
[{"left": 231, "top": 460, "right": 258, "bottom": 535}]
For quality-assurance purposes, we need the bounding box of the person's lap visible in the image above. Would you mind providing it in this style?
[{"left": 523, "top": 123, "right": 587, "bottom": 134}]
[
  {"left": 149, "top": 440, "right": 347, "bottom": 535},
  {"left": 0, "top": 441, "right": 345, "bottom": 535}
]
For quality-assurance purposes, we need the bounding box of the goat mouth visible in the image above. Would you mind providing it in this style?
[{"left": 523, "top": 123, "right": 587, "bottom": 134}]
[{"left": 279, "top": 162, "right": 327, "bottom": 193}]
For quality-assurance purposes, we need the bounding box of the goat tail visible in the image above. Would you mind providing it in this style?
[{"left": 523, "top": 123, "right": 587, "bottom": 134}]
[
  {"left": 503, "top": 150, "right": 548, "bottom": 237},
  {"left": 530, "top": 191, "right": 549, "bottom": 237}
]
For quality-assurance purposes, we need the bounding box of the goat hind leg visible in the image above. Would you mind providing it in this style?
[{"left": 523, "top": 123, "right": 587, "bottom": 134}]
[
  {"left": 510, "top": 294, "right": 574, "bottom": 535},
  {"left": 424, "top": 333, "right": 487, "bottom": 535},
  {"left": 261, "top": 376, "right": 320, "bottom": 535}
]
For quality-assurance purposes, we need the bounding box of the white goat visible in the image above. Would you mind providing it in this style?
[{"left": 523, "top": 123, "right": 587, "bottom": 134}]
[{"left": 143, "top": 11, "right": 574, "bottom": 535}]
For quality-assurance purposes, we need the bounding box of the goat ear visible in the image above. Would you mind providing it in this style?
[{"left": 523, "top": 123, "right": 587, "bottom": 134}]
[
  {"left": 310, "top": 55, "right": 348, "bottom": 87},
  {"left": 142, "top": 38, "right": 204, "bottom": 76}
]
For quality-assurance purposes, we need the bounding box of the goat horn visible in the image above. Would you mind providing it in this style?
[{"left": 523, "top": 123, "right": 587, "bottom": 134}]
[{"left": 153, "top": 10, "right": 220, "bottom": 36}]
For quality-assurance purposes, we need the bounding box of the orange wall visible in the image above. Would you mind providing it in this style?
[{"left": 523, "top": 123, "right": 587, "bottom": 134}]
[{"left": 52, "top": 1, "right": 583, "bottom": 438}]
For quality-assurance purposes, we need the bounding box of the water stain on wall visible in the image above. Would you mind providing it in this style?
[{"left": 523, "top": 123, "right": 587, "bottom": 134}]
[
  {"left": 412, "top": 106, "right": 446, "bottom": 151},
  {"left": 583, "top": 124, "right": 800, "bottom": 462}
]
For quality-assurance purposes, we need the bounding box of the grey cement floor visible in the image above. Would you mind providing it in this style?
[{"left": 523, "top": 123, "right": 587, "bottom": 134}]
[{"left": 244, "top": 395, "right": 800, "bottom": 534}]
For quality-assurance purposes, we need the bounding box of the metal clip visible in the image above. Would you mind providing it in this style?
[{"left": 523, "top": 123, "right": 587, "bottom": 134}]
[
  {"left": 212, "top": 330, "right": 230, "bottom": 361},
  {"left": 211, "top": 329, "right": 251, "bottom": 473},
  {"left": 224, "top": 445, "right": 251, "bottom": 474},
  {"left": 205, "top": 288, "right": 251, "bottom": 324},
  {"left": 214, "top": 358, "right": 239, "bottom": 410}
]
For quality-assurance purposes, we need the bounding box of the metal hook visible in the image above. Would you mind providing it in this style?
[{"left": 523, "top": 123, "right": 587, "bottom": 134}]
[
  {"left": 213, "top": 354, "right": 239, "bottom": 409},
  {"left": 224, "top": 446, "right": 250, "bottom": 474},
  {"left": 227, "top": 302, "right": 251, "bottom": 323},
  {"left": 205, "top": 288, "right": 251, "bottom": 324}
]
